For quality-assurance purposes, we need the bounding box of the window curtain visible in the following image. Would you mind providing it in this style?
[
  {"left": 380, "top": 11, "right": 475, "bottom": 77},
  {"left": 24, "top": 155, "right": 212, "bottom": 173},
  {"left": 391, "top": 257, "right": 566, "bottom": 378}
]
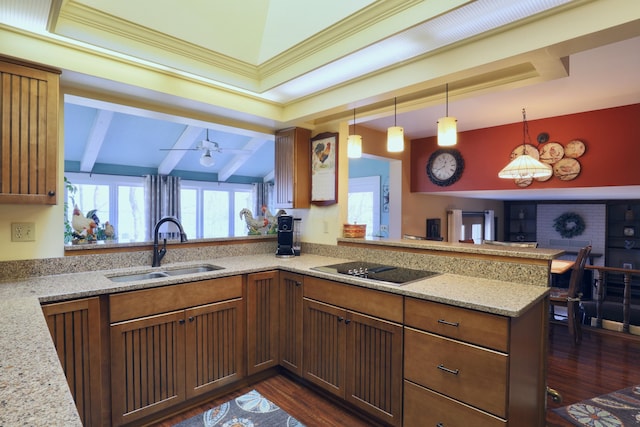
[
  {"left": 145, "top": 175, "right": 181, "bottom": 240},
  {"left": 447, "top": 209, "right": 463, "bottom": 243},
  {"left": 252, "top": 182, "right": 274, "bottom": 217}
]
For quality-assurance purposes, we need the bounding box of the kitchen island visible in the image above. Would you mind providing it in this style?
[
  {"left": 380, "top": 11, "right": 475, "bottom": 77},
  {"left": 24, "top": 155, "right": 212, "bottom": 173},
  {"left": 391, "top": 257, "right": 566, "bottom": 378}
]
[{"left": 0, "top": 241, "right": 562, "bottom": 426}]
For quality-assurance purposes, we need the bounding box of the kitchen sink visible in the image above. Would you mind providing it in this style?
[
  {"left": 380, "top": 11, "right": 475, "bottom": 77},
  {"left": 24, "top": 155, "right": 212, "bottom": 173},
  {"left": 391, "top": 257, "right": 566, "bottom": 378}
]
[
  {"left": 164, "top": 265, "right": 224, "bottom": 276},
  {"left": 108, "top": 264, "right": 224, "bottom": 282},
  {"left": 109, "top": 271, "right": 170, "bottom": 282}
]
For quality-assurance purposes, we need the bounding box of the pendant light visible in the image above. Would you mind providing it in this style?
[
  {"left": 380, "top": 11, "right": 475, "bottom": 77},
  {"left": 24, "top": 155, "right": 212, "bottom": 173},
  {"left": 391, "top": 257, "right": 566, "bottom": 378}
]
[
  {"left": 437, "top": 83, "right": 457, "bottom": 146},
  {"left": 387, "top": 97, "right": 404, "bottom": 152},
  {"left": 347, "top": 108, "right": 362, "bottom": 158},
  {"left": 200, "top": 149, "right": 215, "bottom": 167},
  {"left": 498, "top": 108, "right": 552, "bottom": 179}
]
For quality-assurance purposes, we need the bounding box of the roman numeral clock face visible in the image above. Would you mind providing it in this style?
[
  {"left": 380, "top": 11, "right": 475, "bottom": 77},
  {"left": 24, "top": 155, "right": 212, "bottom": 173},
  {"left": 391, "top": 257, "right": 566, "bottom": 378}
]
[{"left": 426, "top": 148, "right": 464, "bottom": 186}]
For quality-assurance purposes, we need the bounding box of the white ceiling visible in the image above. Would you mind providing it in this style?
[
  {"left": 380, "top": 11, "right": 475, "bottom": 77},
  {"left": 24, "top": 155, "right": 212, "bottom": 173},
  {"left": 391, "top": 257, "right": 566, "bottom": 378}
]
[{"left": 1, "top": 0, "right": 639, "bottom": 198}]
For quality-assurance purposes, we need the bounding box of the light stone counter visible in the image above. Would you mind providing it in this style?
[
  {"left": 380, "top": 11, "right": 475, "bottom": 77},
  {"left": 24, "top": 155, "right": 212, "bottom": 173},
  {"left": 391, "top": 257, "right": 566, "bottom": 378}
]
[{"left": 0, "top": 252, "right": 549, "bottom": 426}]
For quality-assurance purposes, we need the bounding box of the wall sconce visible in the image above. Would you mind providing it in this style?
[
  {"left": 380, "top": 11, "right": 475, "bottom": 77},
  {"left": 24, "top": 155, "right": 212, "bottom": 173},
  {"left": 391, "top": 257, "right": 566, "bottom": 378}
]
[
  {"left": 347, "top": 108, "right": 362, "bottom": 158},
  {"left": 387, "top": 97, "right": 404, "bottom": 152},
  {"left": 437, "top": 83, "right": 457, "bottom": 147},
  {"left": 498, "top": 108, "right": 552, "bottom": 179}
]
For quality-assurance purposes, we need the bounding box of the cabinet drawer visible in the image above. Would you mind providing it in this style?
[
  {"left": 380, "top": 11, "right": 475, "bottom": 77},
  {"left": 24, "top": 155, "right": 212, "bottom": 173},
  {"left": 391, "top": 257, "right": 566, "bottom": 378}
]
[
  {"left": 404, "top": 327, "right": 508, "bottom": 418},
  {"left": 110, "top": 276, "right": 242, "bottom": 322},
  {"left": 405, "top": 297, "right": 509, "bottom": 352},
  {"left": 404, "top": 380, "right": 505, "bottom": 427},
  {"left": 303, "top": 276, "right": 403, "bottom": 323}
]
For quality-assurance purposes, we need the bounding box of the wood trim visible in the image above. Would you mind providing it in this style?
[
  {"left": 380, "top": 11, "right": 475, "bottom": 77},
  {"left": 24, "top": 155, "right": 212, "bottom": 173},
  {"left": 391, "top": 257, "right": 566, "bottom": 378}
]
[{"left": 64, "top": 236, "right": 276, "bottom": 256}]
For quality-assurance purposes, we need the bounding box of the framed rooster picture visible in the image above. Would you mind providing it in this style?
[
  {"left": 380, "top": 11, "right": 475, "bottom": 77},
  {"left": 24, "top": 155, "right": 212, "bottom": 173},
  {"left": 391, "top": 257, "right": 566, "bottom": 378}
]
[{"left": 310, "top": 132, "right": 338, "bottom": 205}]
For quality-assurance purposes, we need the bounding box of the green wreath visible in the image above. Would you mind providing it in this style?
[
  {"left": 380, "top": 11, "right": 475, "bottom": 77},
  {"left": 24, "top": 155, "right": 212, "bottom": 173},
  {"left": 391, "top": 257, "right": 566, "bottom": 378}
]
[{"left": 553, "top": 212, "right": 586, "bottom": 238}]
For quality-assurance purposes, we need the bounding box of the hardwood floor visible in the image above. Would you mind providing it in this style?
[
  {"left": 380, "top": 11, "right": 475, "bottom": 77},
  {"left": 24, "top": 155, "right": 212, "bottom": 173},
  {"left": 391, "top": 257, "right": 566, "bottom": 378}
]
[
  {"left": 154, "top": 323, "right": 640, "bottom": 427},
  {"left": 546, "top": 323, "right": 640, "bottom": 426}
]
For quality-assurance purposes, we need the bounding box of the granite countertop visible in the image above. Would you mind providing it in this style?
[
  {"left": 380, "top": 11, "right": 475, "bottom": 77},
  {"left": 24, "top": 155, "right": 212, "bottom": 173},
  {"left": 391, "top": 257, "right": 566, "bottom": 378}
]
[{"left": 0, "top": 253, "right": 549, "bottom": 426}]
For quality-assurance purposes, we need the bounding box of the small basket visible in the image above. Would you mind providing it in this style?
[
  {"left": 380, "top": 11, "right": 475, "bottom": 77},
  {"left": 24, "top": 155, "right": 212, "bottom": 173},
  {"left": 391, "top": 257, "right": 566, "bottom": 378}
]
[{"left": 343, "top": 224, "right": 366, "bottom": 238}]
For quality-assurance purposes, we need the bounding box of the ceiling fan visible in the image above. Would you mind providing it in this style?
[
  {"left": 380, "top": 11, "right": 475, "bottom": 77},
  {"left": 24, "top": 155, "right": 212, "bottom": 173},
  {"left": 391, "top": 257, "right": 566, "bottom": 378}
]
[{"left": 160, "top": 129, "right": 224, "bottom": 166}]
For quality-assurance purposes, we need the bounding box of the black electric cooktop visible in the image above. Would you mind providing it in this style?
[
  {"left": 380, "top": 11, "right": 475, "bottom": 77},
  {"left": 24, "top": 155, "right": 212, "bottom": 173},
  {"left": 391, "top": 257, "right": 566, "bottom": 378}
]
[{"left": 311, "top": 261, "right": 439, "bottom": 286}]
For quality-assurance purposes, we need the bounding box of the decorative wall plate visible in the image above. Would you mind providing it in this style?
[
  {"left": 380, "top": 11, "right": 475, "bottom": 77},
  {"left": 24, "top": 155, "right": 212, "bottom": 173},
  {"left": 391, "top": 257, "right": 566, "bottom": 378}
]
[
  {"left": 510, "top": 144, "right": 539, "bottom": 160},
  {"left": 515, "top": 177, "right": 533, "bottom": 187},
  {"left": 535, "top": 173, "right": 552, "bottom": 182},
  {"left": 564, "top": 139, "right": 586, "bottom": 158},
  {"left": 538, "top": 142, "right": 564, "bottom": 164},
  {"left": 553, "top": 158, "right": 581, "bottom": 180}
]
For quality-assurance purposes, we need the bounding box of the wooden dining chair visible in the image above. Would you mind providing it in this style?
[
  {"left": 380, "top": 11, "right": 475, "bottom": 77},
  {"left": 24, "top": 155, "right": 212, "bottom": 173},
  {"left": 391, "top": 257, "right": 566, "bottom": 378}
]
[{"left": 549, "top": 245, "right": 592, "bottom": 345}]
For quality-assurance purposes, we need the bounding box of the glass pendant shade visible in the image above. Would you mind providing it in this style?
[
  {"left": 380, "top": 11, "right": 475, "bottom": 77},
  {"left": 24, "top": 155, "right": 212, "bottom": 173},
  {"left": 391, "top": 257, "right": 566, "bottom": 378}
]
[
  {"left": 347, "top": 108, "right": 362, "bottom": 158},
  {"left": 200, "top": 150, "right": 215, "bottom": 167},
  {"left": 347, "top": 134, "right": 362, "bottom": 158},
  {"left": 387, "top": 126, "right": 404, "bottom": 152},
  {"left": 498, "top": 154, "right": 552, "bottom": 179},
  {"left": 437, "top": 116, "right": 457, "bottom": 146}
]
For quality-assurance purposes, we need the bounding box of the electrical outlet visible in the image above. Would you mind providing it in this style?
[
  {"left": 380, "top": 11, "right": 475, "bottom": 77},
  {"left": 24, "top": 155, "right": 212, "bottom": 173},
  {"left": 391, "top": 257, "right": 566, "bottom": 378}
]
[{"left": 11, "top": 222, "right": 35, "bottom": 242}]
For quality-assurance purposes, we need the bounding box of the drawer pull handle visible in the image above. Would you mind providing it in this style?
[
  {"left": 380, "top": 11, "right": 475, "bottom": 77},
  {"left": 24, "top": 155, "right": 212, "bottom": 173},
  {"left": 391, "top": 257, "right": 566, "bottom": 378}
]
[
  {"left": 437, "top": 364, "right": 459, "bottom": 375},
  {"left": 437, "top": 319, "right": 459, "bottom": 327}
]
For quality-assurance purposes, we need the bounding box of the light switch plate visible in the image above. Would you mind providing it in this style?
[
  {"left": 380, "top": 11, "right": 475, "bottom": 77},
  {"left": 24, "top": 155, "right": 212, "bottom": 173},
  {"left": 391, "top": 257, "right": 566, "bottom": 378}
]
[{"left": 11, "top": 222, "right": 35, "bottom": 242}]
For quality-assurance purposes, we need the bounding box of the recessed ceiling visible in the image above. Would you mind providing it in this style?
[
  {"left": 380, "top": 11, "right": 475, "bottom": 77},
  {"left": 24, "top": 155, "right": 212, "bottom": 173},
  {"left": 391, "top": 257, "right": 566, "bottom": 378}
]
[{"left": 1, "top": 0, "right": 639, "bottom": 196}]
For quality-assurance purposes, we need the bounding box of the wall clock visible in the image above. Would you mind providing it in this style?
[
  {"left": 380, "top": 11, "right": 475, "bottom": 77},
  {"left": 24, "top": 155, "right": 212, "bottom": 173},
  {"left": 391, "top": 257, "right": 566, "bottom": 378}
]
[{"left": 426, "top": 148, "right": 464, "bottom": 187}]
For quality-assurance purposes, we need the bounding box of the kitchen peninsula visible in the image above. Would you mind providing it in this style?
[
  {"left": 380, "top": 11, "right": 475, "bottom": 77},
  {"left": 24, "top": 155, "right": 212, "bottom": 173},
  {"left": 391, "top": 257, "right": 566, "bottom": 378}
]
[{"left": 0, "top": 240, "right": 563, "bottom": 426}]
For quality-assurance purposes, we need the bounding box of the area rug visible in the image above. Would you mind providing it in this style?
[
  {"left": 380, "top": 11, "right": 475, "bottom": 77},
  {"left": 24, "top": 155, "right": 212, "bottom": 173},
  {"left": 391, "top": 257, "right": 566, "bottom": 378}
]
[
  {"left": 552, "top": 384, "right": 640, "bottom": 426},
  {"left": 173, "top": 389, "right": 305, "bottom": 427}
]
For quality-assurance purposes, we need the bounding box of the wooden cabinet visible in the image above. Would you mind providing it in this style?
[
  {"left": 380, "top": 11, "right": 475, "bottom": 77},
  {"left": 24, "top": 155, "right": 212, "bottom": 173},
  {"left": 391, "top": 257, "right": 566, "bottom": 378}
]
[
  {"left": 403, "top": 297, "right": 546, "bottom": 427},
  {"left": 109, "top": 277, "right": 244, "bottom": 426},
  {"left": 0, "top": 57, "right": 59, "bottom": 204},
  {"left": 279, "top": 271, "right": 304, "bottom": 376},
  {"left": 274, "top": 127, "right": 311, "bottom": 208},
  {"left": 42, "top": 297, "right": 108, "bottom": 427},
  {"left": 504, "top": 201, "right": 537, "bottom": 242},
  {"left": 606, "top": 201, "right": 640, "bottom": 300},
  {"left": 246, "top": 271, "right": 279, "bottom": 375},
  {"left": 302, "top": 277, "right": 403, "bottom": 426}
]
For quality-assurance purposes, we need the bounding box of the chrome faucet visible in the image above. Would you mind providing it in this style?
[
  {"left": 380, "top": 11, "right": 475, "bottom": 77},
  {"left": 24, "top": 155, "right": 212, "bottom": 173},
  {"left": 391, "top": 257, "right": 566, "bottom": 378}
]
[{"left": 152, "top": 216, "right": 187, "bottom": 267}]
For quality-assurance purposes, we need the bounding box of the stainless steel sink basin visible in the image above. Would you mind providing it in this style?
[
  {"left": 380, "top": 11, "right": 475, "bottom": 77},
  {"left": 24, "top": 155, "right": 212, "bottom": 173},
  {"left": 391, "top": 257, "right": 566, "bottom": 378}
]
[
  {"left": 109, "top": 271, "right": 170, "bottom": 282},
  {"left": 164, "top": 265, "right": 224, "bottom": 276},
  {"left": 108, "top": 264, "right": 224, "bottom": 282}
]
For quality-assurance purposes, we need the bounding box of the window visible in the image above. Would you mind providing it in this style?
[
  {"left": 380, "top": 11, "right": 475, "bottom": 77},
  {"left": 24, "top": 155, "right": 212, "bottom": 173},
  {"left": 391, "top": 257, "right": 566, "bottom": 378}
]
[
  {"left": 65, "top": 173, "right": 256, "bottom": 242},
  {"left": 180, "top": 180, "right": 254, "bottom": 239},
  {"left": 348, "top": 176, "right": 380, "bottom": 238},
  {"left": 66, "top": 172, "right": 145, "bottom": 242}
]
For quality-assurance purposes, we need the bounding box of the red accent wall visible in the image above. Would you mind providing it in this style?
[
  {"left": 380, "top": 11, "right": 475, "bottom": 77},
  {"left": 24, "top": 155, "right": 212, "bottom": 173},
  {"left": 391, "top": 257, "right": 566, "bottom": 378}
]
[{"left": 410, "top": 104, "right": 640, "bottom": 193}]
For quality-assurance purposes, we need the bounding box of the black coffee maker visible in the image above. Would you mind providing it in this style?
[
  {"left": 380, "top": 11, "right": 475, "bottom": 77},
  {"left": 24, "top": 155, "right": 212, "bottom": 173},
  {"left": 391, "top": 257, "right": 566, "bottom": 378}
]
[{"left": 276, "top": 215, "right": 295, "bottom": 258}]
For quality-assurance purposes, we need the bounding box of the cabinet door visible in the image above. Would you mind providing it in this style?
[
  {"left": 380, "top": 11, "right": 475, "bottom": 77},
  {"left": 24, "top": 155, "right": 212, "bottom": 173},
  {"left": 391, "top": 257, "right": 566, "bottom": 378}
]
[
  {"left": 247, "top": 271, "right": 279, "bottom": 375},
  {"left": 346, "top": 311, "right": 403, "bottom": 427},
  {"left": 110, "top": 311, "right": 186, "bottom": 426},
  {"left": 0, "top": 59, "right": 59, "bottom": 204},
  {"left": 185, "top": 298, "right": 245, "bottom": 399},
  {"left": 42, "top": 297, "right": 106, "bottom": 427},
  {"left": 274, "top": 127, "right": 310, "bottom": 208},
  {"left": 279, "top": 271, "right": 304, "bottom": 376},
  {"left": 303, "top": 299, "right": 346, "bottom": 397}
]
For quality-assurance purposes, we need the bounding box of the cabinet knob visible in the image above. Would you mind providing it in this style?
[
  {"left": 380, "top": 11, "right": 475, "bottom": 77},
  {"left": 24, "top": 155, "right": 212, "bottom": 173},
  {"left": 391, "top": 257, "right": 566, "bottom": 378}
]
[
  {"left": 436, "top": 423, "right": 445, "bottom": 427},
  {"left": 344, "top": 319, "right": 351, "bottom": 325},
  {"left": 188, "top": 316, "right": 195, "bottom": 322},
  {"left": 337, "top": 316, "right": 344, "bottom": 322},
  {"left": 179, "top": 319, "right": 186, "bottom": 325},
  {"left": 48, "top": 190, "right": 55, "bottom": 196},
  {"left": 295, "top": 281, "right": 302, "bottom": 287}
]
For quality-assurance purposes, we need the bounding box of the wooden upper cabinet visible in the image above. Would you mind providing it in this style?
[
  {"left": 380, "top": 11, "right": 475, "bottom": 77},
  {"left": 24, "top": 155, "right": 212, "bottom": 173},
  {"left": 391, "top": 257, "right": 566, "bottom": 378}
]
[
  {"left": 0, "top": 58, "right": 60, "bottom": 204},
  {"left": 274, "top": 127, "right": 311, "bottom": 209}
]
